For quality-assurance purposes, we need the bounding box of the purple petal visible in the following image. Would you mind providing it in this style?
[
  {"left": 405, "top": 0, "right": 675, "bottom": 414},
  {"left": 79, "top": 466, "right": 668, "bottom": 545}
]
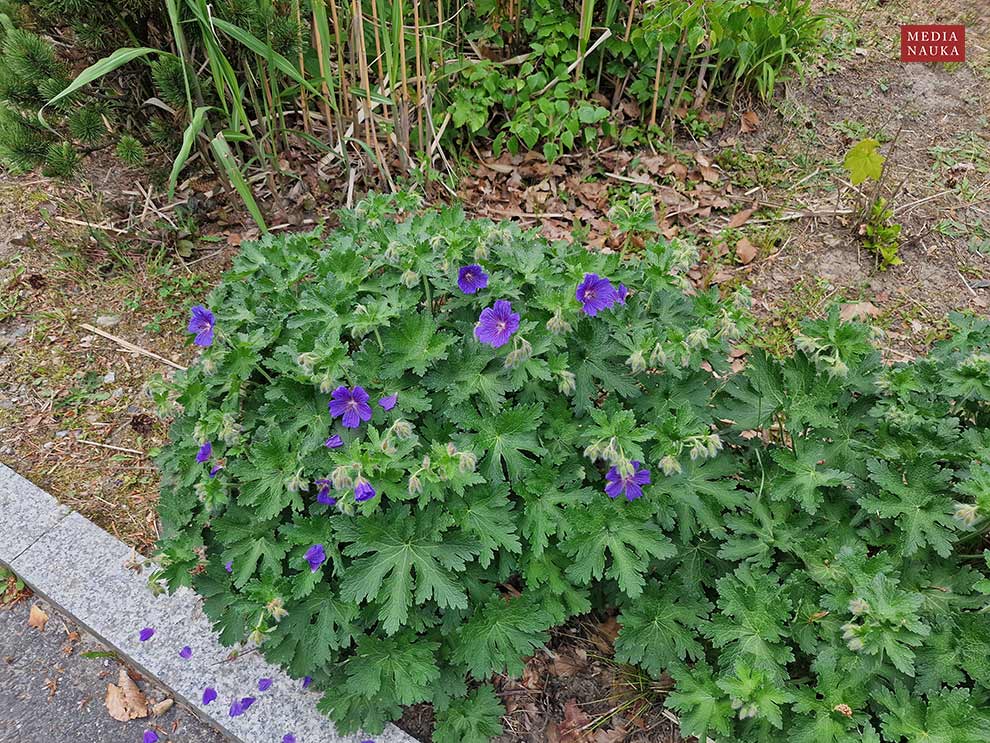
[
  {"left": 229, "top": 696, "right": 256, "bottom": 717},
  {"left": 143, "top": 731, "right": 159, "bottom": 743},
  {"left": 302, "top": 676, "right": 312, "bottom": 688},
  {"left": 196, "top": 441, "right": 212, "bottom": 463},
  {"left": 179, "top": 646, "right": 192, "bottom": 659},
  {"left": 258, "top": 677, "right": 273, "bottom": 692},
  {"left": 283, "top": 736, "right": 296, "bottom": 743},
  {"left": 138, "top": 627, "right": 155, "bottom": 642},
  {"left": 188, "top": 305, "right": 215, "bottom": 347},
  {"left": 354, "top": 480, "right": 377, "bottom": 503},
  {"left": 224, "top": 560, "right": 233, "bottom": 574},
  {"left": 209, "top": 463, "right": 223, "bottom": 478},
  {"left": 604, "top": 480, "right": 623, "bottom": 499},
  {"left": 324, "top": 434, "right": 343, "bottom": 448},
  {"left": 340, "top": 407, "right": 361, "bottom": 429},
  {"left": 305, "top": 544, "right": 326, "bottom": 572},
  {"left": 202, "top": 687, "right": 217, "bottom": 705},
  {"left": 378, "top": 393, "right": 398, "bottom": 411}
]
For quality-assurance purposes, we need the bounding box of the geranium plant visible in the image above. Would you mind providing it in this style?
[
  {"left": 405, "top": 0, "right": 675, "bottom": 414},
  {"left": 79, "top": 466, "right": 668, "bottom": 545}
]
[{"left": 154, "top": 194, "right": 990, "bottom": 742}]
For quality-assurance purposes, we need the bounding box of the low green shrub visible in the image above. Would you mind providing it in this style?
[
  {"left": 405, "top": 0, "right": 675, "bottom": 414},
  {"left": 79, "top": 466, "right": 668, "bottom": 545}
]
[{"left": 155, "top": 195, "right": 990, "bottom": 741}]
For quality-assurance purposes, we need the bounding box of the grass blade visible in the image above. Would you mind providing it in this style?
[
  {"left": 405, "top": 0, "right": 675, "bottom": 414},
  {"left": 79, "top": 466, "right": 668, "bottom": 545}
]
[
  {"left": 210, "top": 132, "right": 268, "bottom": 233},
  {"left": 168, "top": 105, "right": 212, "bottom": 199}
]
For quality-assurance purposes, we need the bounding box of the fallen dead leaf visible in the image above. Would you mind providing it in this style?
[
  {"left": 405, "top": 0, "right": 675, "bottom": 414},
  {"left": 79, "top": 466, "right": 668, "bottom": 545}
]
[
  {"left": 551, "top": 647, "right": 588, "bottom": 677},
  {"left": 152, "top": 698, "right": 174, "bottom": 716},
  {"left": 559, "top": 699, "right": 594, "bottom": 742},
  {"left": 735, "top": 236, "right": 758, "bottom": 264},
  {"left": 28, "top": 604, "right": 49, "bottom": 632},
  {"left": 740, "top": 110, "right": 760, "bottom": 133},
  {"left": 105, "top": 668, "right": 149, "bottom": 721},
  {"left": 727, "top": 206, "right": 755, "bottom": 229},
  {"left": 840, "top": 301, "right": 882, "bottom": 322}
]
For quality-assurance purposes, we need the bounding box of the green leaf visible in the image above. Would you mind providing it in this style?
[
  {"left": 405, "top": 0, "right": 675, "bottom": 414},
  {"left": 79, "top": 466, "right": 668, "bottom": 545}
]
[
  {"left": 454, "top": 594, "right": 551, "bottom": 678},
  {"left": 263, "top": 586, "right": 358, "bottom": 676},
  {"left": 434, "top": 685, "right": 505, "bottom": 743},
  {"left": 667, "top": 661, "right": 734, "bottom": 741},
  {"left": 615, "top": 583, "right": 711, "bottom": 677},
  {"left": 339, "top": 506, "right": 477, "bottom": 634},
  {"left": 562, "top": 499, "right": 676, "bottom": 598},
  {"left": 843, "top": 138, "right": 884, "bottom": 185},
  {"left": 451, "top": 483, "right": 522, "bottom": 568},
  {"left": 168, "top": 105, "right": 211, "bottom": 199},
  {"left": 463, "top": 404, "right": 546, "bottom": 482}
]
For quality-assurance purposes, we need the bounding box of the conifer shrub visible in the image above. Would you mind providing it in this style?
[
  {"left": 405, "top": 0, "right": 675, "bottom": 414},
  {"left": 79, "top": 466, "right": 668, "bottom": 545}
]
[{"left": 155, "top": 195, "right": 990, "bottom": 741}]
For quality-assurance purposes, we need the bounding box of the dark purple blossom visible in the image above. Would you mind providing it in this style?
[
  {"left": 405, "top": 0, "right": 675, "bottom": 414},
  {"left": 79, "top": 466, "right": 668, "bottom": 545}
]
[
  {"left": 457, "top": 264, "right": 489, "bottom": 294},
  {"left": 224, "top": 560, "right": 233, "bottom": 573},
  {"left": 324, "top": 434, "right": 343, "bottom": 449},
  {"left": 202, "top": 688, "right": 217, "bottom": 705},
  {"left": 354, "top": 478, "right": 376, "bottom": 503},
  {"left": 302, "top": 676, "right": 312, "bottom": 688},
  {"left": 378, "top": 393, "right": 398, "bottom": 411},
  {"left": 305, "top": 544, "right": 326, "bottom": 572},
  {"left": 179, "top": 646, "right": 192, "bottom": 660},
  {"left": 209, "top": 463, "right": 223, "bottom": 478},
  {"left": 283, "top": 736, "right": 296, "bottom": 743},
  {"left": 329, "top": 386, "right": 373, "bottom": 428},
  {"left": 576, "top": 273, "right": 619, "bottom": 316},
  {"left": 315, "top": 479, "right": 336, "bottom": 506},
  {"left": 604, "top": 461, "right": 651, "bottom": 501},
  {"left": 474, "top": 300, "right": 520, "bottom": 348},
  {"left": 258, "top": 677, "right": 273, "bottom": 692},
  {"left": 143, "top": 731, "right": 159, "bottom": 743},
  {"left": 138, "top": 627, "right": 155, "bottom": 642},
  {"left": 229, "top": 697, "right": 256, "bottom": 717},
  {"left": 617, "top": 284, "right": 629, "bottom": 304},
  {"left": 187, "top": 305, "right": 215, "bottom": 347},
  {"left": 196, "top": 441, "right": 212, "bottom": 463}
]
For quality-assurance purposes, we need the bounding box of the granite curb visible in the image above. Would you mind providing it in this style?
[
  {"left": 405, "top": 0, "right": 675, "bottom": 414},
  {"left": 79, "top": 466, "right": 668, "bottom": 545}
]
[{"left": 0, "top": 463, "right": 419, "bottom": 743}]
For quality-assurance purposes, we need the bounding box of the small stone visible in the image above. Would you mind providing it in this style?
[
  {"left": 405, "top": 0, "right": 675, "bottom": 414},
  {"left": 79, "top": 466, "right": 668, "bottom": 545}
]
[
  {"left": 103, "top": 372, "right": 116, "bottom": 384},
  {"left": 55, "top": 430, "right": 68, "bottom": 439},
  {"left": 96, "top": 315, "right": 120, "bottom": 327}
]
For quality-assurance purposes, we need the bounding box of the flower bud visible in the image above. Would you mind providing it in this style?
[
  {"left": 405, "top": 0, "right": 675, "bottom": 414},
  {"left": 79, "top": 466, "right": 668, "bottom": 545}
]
[
  {"left": 392, "top": 420, "right": 414, "bottom": 439},
  {"left": 848, "top": 598, "right": 870, "bottom": 616},
  {"left": 408, "top": 475, "right": 423, "bottom": 495},
  {"left": 660, "top": 455, "right": 682, "bottom": 476},
  {"left": 546, "top": 310, "right": 572, "bottom": 335},
  {"left": 458, "top": 451, "right": 477, "bottom": 473},
  {"left": 401, "top": 269, "right": 420, "bottom": 288},
  {"left": 954, "top": 502, "right": 979, "bottom": 527},
  {"left": 625, "top": 350, "right": 646, "bottom": 374},
  {"left": 649, "top": 343, "right": 667, "bottom": 366},
  {"left": 380, "top": 438, "right": 397, "bottom": 455},
  {"left": 296, "top": 351, "right": 318, "bottom": 371},
  {"left": 557, "top": 370, "right": 576, "bottom": 396},
  {"left": 474, "top": 243, "right": 490, "bottom": 261},
  {"left": 286, "top": 469, "right": 307, "bottom": 493},
  {"left": 249, "top": 626, "right": 267, "bottom": 645},
  {"left": 421, "top": 455, "right": 431, "bottom": 470},
  {"left": 583, "top": 443, "right": 601, "bottom": 461},
  {"left": 689, "top": 440, "right": 707, "bottom": 461},
  {"left": 331, "top": 465, "right": 353, "bottom": 490},
  {"left": 266, "top": 597, "right": 288, "bottom": 621},
  {"left": 446, "top": 442, "right": 458, "bottom": 456},
  {"left": 686, "top": 328, "right": 709, "bottom": 350}
]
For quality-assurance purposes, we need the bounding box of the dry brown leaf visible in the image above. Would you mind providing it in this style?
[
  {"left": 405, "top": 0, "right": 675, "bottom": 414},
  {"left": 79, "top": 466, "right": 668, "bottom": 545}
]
[
  {"left": 727, "top": 207, "right": 755, "bottom": 229},
  {"left": 594, "top": 724, "right": 629, "bottom": 743},
  {"left": 152, "top": 698, "right": 174, "bottom": 716},
  {"left": 735, "top": 236, "right": 758, "bottom": 265},
  {"left": 105, "top": 669, "right": 149, "bottom": 722},
  {"left": 551, "top": 647, "right": 588, "bottom": 677},
  {"left": 559, "top": 699, "right": 594, "bottom": 742},
  {"left": 740, "top": 110, "right": 760, "bottom": 133},
  {"left": 839, "top": 301, "right": 882, "bottom": 322},
  {"left": 28, "top": 604, "right": 49, "bottom": 632}
]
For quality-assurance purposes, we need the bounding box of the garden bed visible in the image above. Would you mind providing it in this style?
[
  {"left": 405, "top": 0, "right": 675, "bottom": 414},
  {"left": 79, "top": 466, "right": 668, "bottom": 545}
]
[{"left": 1, "top": 0, "right": 989, "bottom": 739}]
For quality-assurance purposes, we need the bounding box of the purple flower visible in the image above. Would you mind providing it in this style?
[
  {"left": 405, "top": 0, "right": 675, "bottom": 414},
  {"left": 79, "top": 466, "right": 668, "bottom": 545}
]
[
  {"left": 179, "top": 646, "right": 192, "bottom": 659},
  {"left": 605, "top": 461, "right": 652, "bottom": 501},
  {"left": 329, "top": 386, "right": 373, "bottom": 429},
  {"left": 209, "top": 463, "right": 223, "bottom": 478},
  {"left": 143, "top": 731, "right": 159, "bottom": 743},
  {"left": 196, "top": 441, "right": 212, "bottom": 463},
  {"left": 354, "top": 478, "right": 376, "bottom": 503},
  {"left": 474, "top": 299, "right": 520, "bottom": 348},
  {"left": 617, "top": 284, "right": 629, "bottom": 304},
  {"left": 138, "top": 627, "right": 155, "bottom": 642},
  {"left": 576, "top": 273, "right": 619, "bottom": 316},
  {"left": 188, "top": 305, "right": 215, "bottom": 347},
  {"left": 202, "top": 687, "right": 217, "bottom": 705},
  {"left": 324, "top": 434, "right": 343, "bottom": 449},
  {"left": 378, "top": 393, "right": 398, "bottom": 411},
  {"left": 258, "top": 677, "right": 273, "bottom": 692},
  {"left": 457, "top": 264, "right": 489, "bottom": 294},
  {"left": 283, "top": 736, "right": 296, "bottom": 743},
  {"left": 229, "top": 697, "right": 256, "bottom": 717},
  {"left": 305, "top": 544, "right": 326, "bottom": 572},
  {"left": 302, "top": 676, "right": 312, "bottom": 688},
  {"left": 224, "top": 560, "right": 233, "bottom": 574},
  {"left": 315, "top": 479, "right": 336, "bottom": 506}
]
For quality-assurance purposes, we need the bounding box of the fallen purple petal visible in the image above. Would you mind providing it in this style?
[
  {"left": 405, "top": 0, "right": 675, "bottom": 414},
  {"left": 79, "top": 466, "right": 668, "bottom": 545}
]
[
  {"left": 283, "top": 736, "right": 296, "bottom": 743},
  {"left": 258, "top": 677, "right": 273, "bottom": 692},
  {"left": 229, "top": 696, "right": 256, "bottom": 717},
  {"left": 202, "top": 687, "right": 217, "bottom": 705},
  {"left": 302, "top": 676, "right": 312, "bottom": 688},
  {"left": 378, "top": 393, "right": 398, "bottom": 411},
  {"left": 143, "top": 731, "right": 159, "bottom": 743},
  {"left": 138, "top": 627, "right": 155, "bottom": 642},
  {"left": 179, "top": 646, "right": 192, "bottom": 659}
]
